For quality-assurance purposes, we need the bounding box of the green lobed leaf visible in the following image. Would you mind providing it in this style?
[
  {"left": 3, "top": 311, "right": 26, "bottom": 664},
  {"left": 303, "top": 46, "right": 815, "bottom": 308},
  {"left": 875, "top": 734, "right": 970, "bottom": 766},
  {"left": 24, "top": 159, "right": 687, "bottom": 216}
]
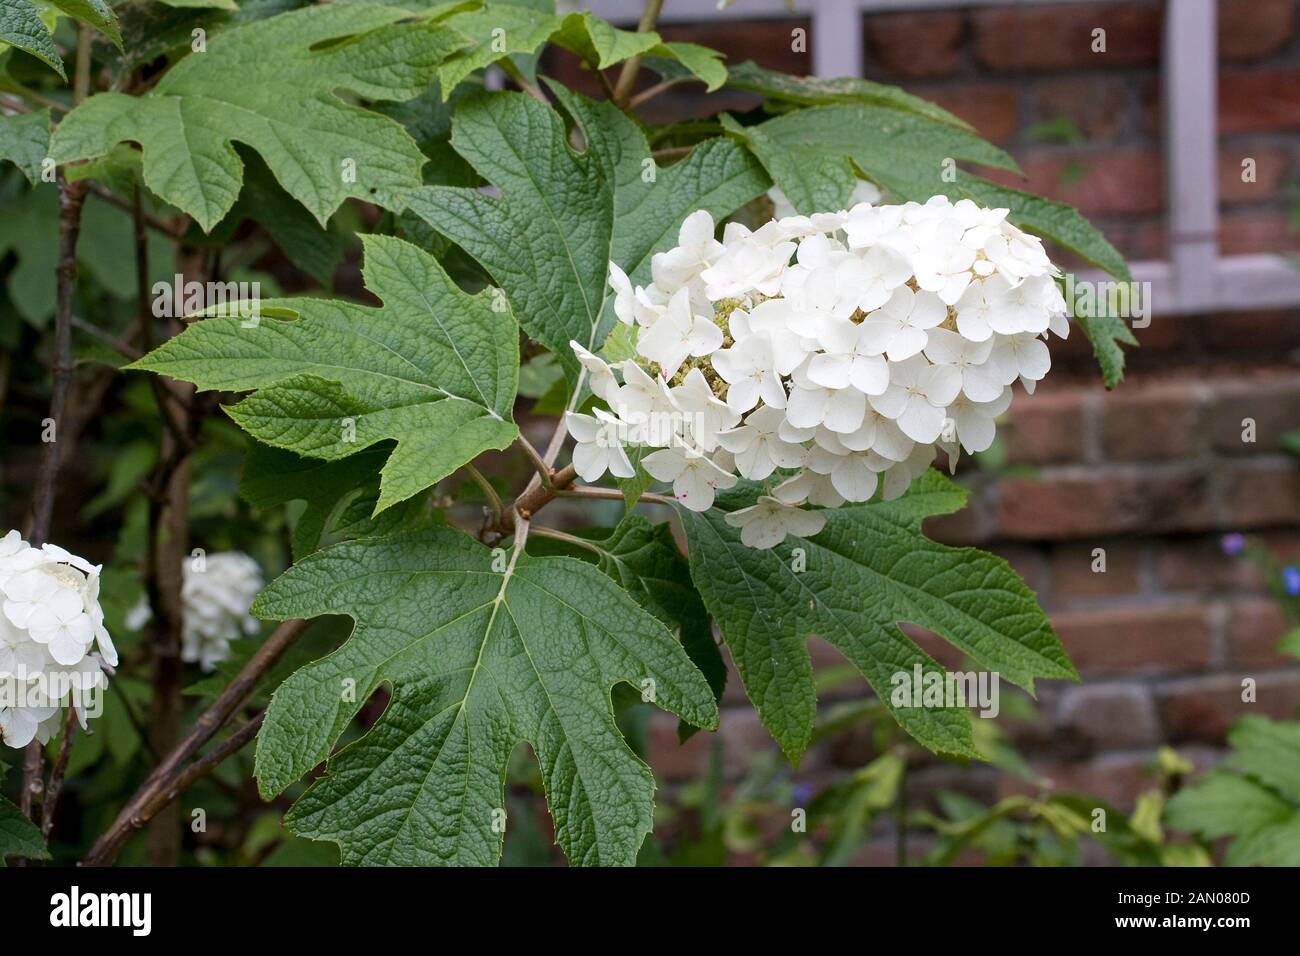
[
  {"left": 435, "top": 3, "right": 561, "bottom": 93},
  {"left": 240, "top": 442, "right": 392, "bottom": 559},
  {"left": 724, "top": 104, "right": 1020, "bottom": 215},
  {"left": 50, "top": 4, "right": 470, "bottom": 230},
  {"left": 185, "top": 150, "right": 345, "bottom": 286},
  {"left": 0, "top": 108, "right": 48, "bottom": 183},
  {"left": 527, "top": 515, "right": 727, "bottom": 728},
  {"left": 431, "top": 6, "right": 728, "bottom": 97},
  {"left": 253, "top": 527, "right": 718, "bottom": 866},
  {"left": 127, "top": 234, "right": 519, "bottom": 515},
  {"left": 0, "top": 792, "right": 48, "bottom": 865},
  {"left": 1164, "top": 771, "right": 1294, "bottom": 844},
  {"left": 48, "top": 0, "right": 123, "bottom": 48},
  {"left": 407, "top": 88, "right": 767, "bottom": 378},
  {"left": 725, "top": 61, "right": 971, "bottom": 128},
  {"left": 676, "top": 470, "right": 1076, "bottom": 762},
  {"left": 0, "top": 0, "right": 64, "bottom": 78},
  {"left": 0, "top": 179, "right": 172, "bottom": 326},
  {"left": 1224, "top": 715, "right": 1300, "bottom": 804}
]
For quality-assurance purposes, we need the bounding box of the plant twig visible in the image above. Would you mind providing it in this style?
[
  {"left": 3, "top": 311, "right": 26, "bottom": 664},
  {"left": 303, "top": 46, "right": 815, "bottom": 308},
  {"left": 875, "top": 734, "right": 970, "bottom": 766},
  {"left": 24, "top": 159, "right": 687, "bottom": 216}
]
[
  {"left": 71, "top": 315, "right": 142, "bottom": 360},
  {"left": 527, "top": 525, "right": 602, "bottom": 555},
  {"left": 462, "top": 463, "right": 504, "bottom": 526},
  {"left": 498, "top": 462, "right": 578, "bottom": 535},
  {"left": 628, "top": 76, "right": 687, "bottom": 110},
  {"left": 170, "top": 712, "right": 265, "bottom": 797},
  {"left": 86, "top": 182, "right": 185, "bottom": 239},
  {"left": 498, "top": 58, "right": 548, "bottom": 104},
  {"left": 19, "top": 30, "right": 95, "bottom": 842},
  {"left": 558, "top": 485, "right": 676, "bottom": 506},
  {"left": 515, "top": 434, "right": 553, "bottom": 488},
  {"left": 612, "top": 0, "right": 664, "bottom": 106},
  {"left": 651, "top": 145, "right": 693, "bottom": 162},
  {"left": 83, "top": 618, "right": 308, "bottom": 866},
  {"left": 40, "top": 707, "right": 80, "bottom": 838}
]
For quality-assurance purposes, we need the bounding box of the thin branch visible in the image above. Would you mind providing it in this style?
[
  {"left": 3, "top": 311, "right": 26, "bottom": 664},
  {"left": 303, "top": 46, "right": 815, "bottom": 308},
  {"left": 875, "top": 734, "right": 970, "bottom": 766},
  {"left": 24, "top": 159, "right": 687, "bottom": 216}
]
[
  {"left": 515, "top": 434, "right": 553, "bottom": 488},
  {"left": 108, "top": 677, "right": 158, "bottom": 762},
  {"left": 71, "top": 315, "right": 142, "bottom": 361},
  {"left": 1, "top": 89, "right": 68, "bottom": 114},
  {"left": 558, "top": 485, "right": 677, "bottom": 507},
  {"left": 498, "top": 462, "right": 578, "bottom": 535},
  {"left": 86, "top": 182, "right": 185, "bottom": 240},
  {"left": 594, "top": 67, "right": 618, "bottom": 102},
  {"left": 498, "top": 58, "right": 548, "bottom": 104},
  {"left": 462, "top": 463, "right": 504, "bottom": 526},
  {"left": 83, "top": 618, "right": 308, "bottom": 866},
  {"left": 628, "top": 76, "right": 688, "bottom": 110},
  {"left": 40, "top": 707, "right": 80, "bottom": 838},
  {"left": 527, "top": 525, "right": 602, "bottom": 555},
  {"left": 612, "top": 0, "right": 665, "bottom": 106},
  {"left": 651, "top": 145, "right": 693, "bottom": 162},
  {"left": 170, "top": 713, "right": 264, "bottom": 797}
]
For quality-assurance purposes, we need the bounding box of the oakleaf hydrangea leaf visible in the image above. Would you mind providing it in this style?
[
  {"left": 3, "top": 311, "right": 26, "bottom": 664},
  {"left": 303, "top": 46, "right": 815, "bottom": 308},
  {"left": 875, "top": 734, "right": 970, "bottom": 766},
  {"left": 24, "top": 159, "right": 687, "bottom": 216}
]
[
  {"left": 0, "top": 108, "right": 49, "bottom": 183},
  {"left": 722, "top": 105, "right": 1020, "bottom": 215},
  {"left": 407, "top": 88, "right": 767, "bottom": 376},
  {"left": 239, "top": 442, "right": 393, "bottom": 559},
  {"left": 0, "top": 0, "right": 65, "bottom": 78},
  {"left": 128, "top": 234, "right": 519, "bottom": 515},
  {"left": 725, "top": 60, "right": 970, "bottom": 128},
  {"left": 677, "top": 470, "right": 1076, "bottom": 762},
  {"left": 434, "top": 7, "right": 727, "bottom": 93},
  {"left": 527, "top": 515, "right": 727, "bottom": 726},
  {"left": 0, "top": 792, "right": 48, "bottom": 865},
  {"left": 50, "top": 4, "right": 470, "bottom": 230},
  {"left": 48, "top": 0, "right": 123, "bottom": 48},
  {"left": 253, "top": 527, "right": 718, "bottom": 866}
]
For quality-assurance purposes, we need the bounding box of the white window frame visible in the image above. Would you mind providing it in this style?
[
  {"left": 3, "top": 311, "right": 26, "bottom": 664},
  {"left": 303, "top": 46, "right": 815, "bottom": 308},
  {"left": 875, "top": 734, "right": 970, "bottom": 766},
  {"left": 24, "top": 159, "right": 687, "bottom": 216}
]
[{"left": 575, "top": 0, "right": 1300, "bottom": 314}]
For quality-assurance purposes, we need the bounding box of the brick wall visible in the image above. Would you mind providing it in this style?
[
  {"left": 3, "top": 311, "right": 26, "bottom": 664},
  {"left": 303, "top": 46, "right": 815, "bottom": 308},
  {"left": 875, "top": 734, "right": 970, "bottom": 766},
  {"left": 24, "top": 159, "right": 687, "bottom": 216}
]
[{"left": 634, "top": 0, "right": 1300, "bottom": 859}]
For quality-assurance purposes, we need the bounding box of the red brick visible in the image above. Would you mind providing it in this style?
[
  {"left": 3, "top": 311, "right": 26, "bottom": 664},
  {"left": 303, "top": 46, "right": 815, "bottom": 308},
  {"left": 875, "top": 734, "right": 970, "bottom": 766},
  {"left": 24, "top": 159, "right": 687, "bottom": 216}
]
[
  {"left": 1011, "top": 150, "right": 1164, "bottom": 218},
  {"left": 1203, "top": 310, "right": 1300, "bottom": 354},
  {"left": 922, "top": 488, "right": 991, "bottom": 545},
  {"left": 1027, "top": 76, "right": 1129, "bottom": 142},
  {"left": 1100, "top": 380, "right": 1206, "bottom": 461},
  {"left": 1051, "top": 540, "right": 1142, "bottom": 599},
  {"left": 648, "top": 706, "right": 801, "bottom": 781},
  {"left": 1004, "top": 388, "right": 1089, "bottom": 465},
  {"left": 1219, "top": 68, "right": 1300, "bottom": 134},
  {"left": 866, "top": 11, "right": 965, "bottom": 79},
  {"left": 659, "top": 19, "right": 812, "bottom": 75},
  {"left": 1157, "top": 672, "right": 1300, "bottom": 742},
  {"left": 1156, "top": 536, "right": 1269, "bottom": 594},
  {"left": 989, "top": 543, "right": 1052, "bottom": 597},
  {"left": 1052, "top": 604, "right": 1213, "bottom": 674},
  {"left": 1056, "top": 683, "right": 1160, "bottom": 749},
  {"left": 908, "top": 83, "right": 1018, "bottom": 145},
  {"left": 1209, "top": 374, "right": 1300, "bottom": 455},
  {"left": 973, "top": 3, "right": 1160, "bottom": 72},
  {"left": 1219, "top": 213, "right": 1300, "bottom": 255},
  {"left": 1218, "top": 0, "right": 1295, "bottom": 61},
  {"left": 1218, "top": 146, "right": 1288, "bottom": 203},
  {"left": 1220, "top": 461, "right": 1300, "bottom": 528},
  {"left": 996, "top": 469, "right": 1215, "bottom": 540},
  {"left": 1227, "top": 597, "right": 1293, "bottom": 667},
  {"left": 999, "top": 751, "right": 1157, "bottom": 809}
]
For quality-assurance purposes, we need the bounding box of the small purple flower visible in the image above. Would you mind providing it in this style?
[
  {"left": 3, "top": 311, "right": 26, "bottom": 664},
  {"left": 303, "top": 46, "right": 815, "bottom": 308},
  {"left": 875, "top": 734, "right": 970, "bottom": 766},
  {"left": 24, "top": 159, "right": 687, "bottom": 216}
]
[
  {"left": 1283, "top": 566, "right": 1300, "bottom": 598},
  {"left": 1220, "top": 533, "right": 1245, "bottom": 556},
  {"left": 791, "top": 782, "right": 813, "bottom": 806}
]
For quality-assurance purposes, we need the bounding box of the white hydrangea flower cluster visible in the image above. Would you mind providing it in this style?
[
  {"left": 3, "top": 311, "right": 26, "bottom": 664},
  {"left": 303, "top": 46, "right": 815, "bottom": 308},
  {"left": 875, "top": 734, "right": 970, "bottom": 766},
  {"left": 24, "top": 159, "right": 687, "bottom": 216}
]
[
  {"left": 567, "top": 194, "right": 1070, "bottom": 550},
  {"left": 0, "top": 531, "right": 117, "bottom": 749},
  {"left": 126, "top": 552, "right": 263, "bottom": 673}
]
